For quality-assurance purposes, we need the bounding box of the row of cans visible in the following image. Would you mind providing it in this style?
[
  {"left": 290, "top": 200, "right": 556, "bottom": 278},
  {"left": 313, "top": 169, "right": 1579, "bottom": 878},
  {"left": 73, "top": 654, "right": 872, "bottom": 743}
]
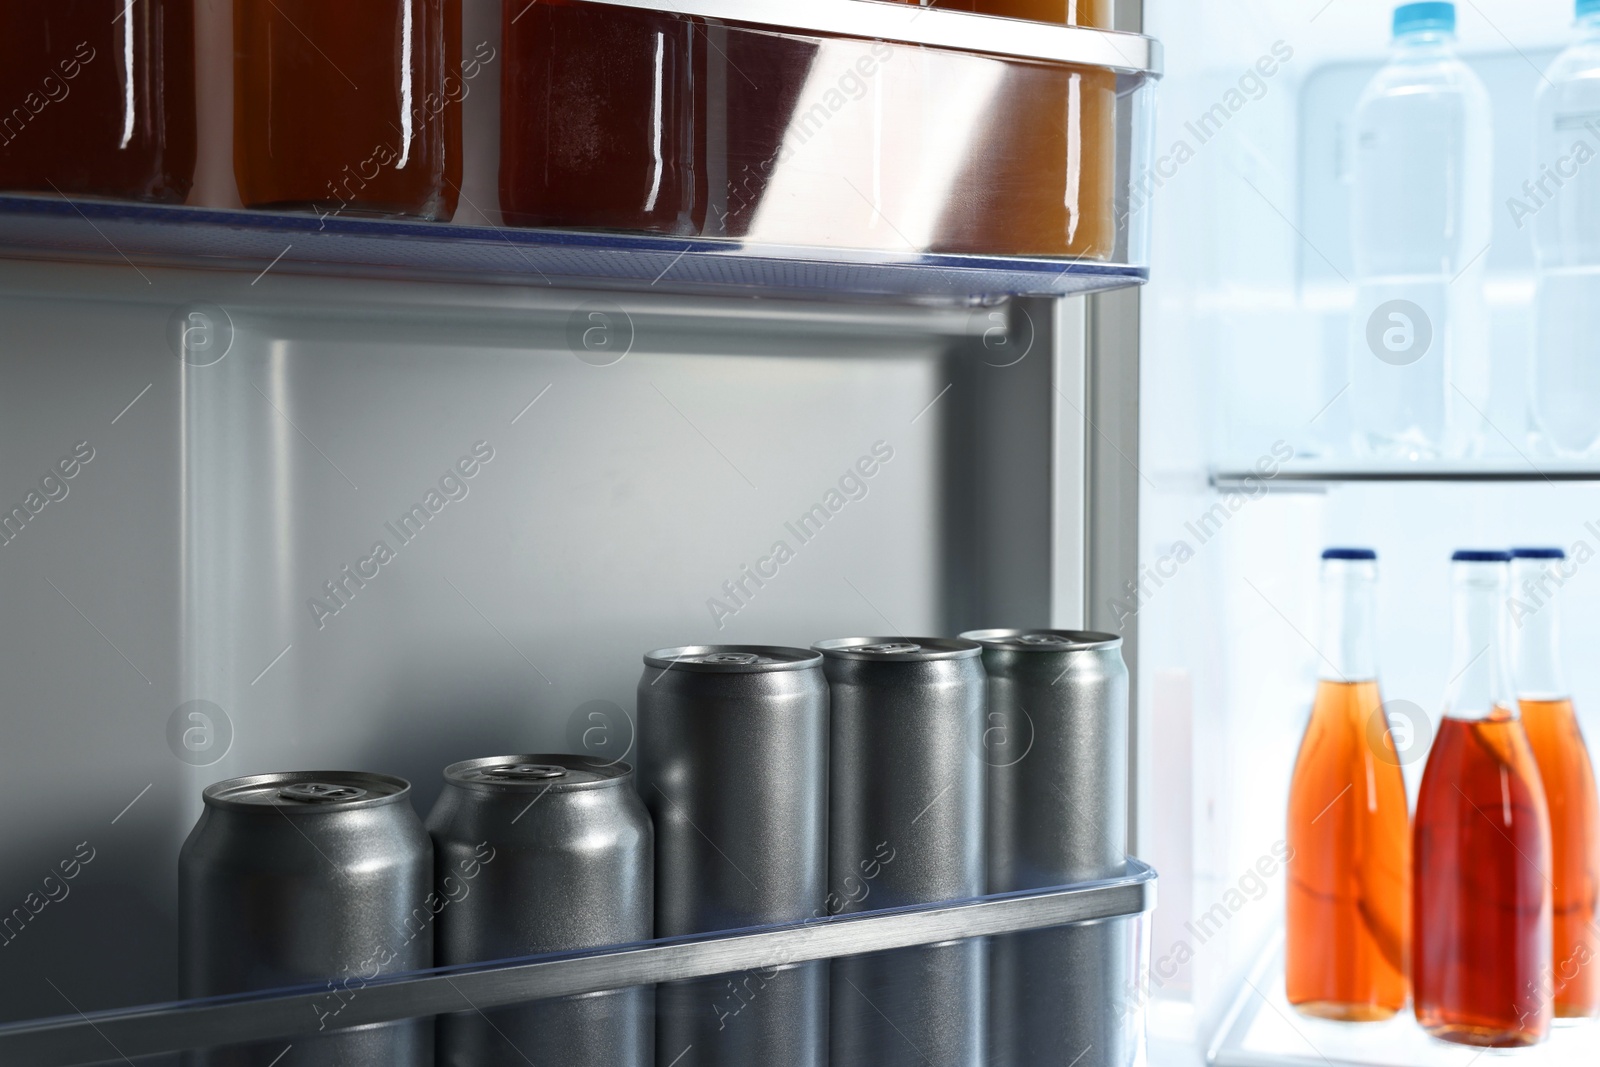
[{"left": 179, "top": 629, "right": 1132, "bottom": 1067}]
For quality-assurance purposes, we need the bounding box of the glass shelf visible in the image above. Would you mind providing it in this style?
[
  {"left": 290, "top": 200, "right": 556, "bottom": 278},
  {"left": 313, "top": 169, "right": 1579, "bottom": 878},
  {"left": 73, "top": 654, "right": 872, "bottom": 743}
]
[
  {"left": 1211, "top": 940, "right": 1596, "bottom": 1067},
  {"left": 1210, "top": 458, "right": 1600, "bottom": 492},
  {"left": 0, "top": 861, "right": 1153, "bottom": 1067}
]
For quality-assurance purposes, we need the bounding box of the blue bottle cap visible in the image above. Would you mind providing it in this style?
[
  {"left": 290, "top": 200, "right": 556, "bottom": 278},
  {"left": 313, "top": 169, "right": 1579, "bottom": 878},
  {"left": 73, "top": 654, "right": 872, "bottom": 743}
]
[
  {"left": 1394, "top": 1, "right": 1456, "bottom": 35},
  {"left": 1321, "top": 547, "right": 1377, "bottom": 561},
  {"left": 1580, "top": 0, "right": 1600, "bottom": 18},
  {"left": 1451, "top": 549, "right": 1511, "bottom": 563},
  {"left": 1510, "top": 547, "right": 1567, "bottom": 560}
]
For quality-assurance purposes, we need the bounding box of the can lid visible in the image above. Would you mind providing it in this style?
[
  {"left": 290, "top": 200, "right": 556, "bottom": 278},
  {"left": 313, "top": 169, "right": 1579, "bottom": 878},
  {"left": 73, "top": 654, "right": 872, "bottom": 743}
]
[
  {"left": 644, "top": 645, "right": 822, "bottom": 673},
  {"left": 443, "top": 754, "right": 632, "bottom": 791},
  {"left": 812, "top": 637, "right": 982, "bottom": 661},
  {"left": 203, "top": 771, "right": 410, "bottom": 812},
  {"left": 959, "top": 628, "right": 1122, "bottom": 652}
]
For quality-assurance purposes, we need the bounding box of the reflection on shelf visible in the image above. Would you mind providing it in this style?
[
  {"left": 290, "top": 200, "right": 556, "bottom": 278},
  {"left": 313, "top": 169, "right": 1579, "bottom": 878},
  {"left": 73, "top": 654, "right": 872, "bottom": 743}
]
[
  {"left": 1211, "top": 458, "right": 1600, "bottom": 492},
  {"left": 0, "top": 194, "right": 1147, "bottom": 301},
  {"left": 1211, "top": 939, "right": 1595, "bottom": 1067}
]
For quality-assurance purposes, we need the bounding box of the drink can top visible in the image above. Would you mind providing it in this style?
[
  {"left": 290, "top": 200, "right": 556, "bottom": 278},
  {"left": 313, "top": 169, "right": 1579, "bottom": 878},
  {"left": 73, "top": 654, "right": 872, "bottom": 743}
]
[
  {"left": 644, "top": 645, "right": 821, "bottom": 673},
  {"left": 203, "top": 771, "right": 410, "bottom": 812},
  {"left": 959, "top": 628, "right": 1122, "bottom": 653},
  {"left": 812, "top": 637, "right": 982, "bottom": 661},
  {"left": 443, "top": 754, "right": 631, "bottom": 791}
]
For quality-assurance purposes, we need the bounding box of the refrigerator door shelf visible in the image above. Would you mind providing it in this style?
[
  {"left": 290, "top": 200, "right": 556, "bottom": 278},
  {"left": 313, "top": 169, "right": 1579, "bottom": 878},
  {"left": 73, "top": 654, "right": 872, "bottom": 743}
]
[
  {"left": 0, "top": 193, "right": 1148, "bottom": 300},
  {"left": 0, "top": 861, "right": 1155, "bottom": 1067}
]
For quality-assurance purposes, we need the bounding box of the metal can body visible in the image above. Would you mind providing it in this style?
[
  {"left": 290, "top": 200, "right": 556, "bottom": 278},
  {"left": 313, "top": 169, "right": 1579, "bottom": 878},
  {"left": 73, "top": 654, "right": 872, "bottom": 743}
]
[
  {"left": 426, "top": 754, "right": 654, "bottom": 1067},
  {"left": 815, "top": 637, "right": 987, "bottom": 1067},
  {"left": 961, "top": 629, "right": 1132, "bottom": 1067},
  {"left": 637, "top": 645, "right": 829, "bottom": 1067},
  {"left": 178, "top": 771, "right": 433, "bottom": 1067}
]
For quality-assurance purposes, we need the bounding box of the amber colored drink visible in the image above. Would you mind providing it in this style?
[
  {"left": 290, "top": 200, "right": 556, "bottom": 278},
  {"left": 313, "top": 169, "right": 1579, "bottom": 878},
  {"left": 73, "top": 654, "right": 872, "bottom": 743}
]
[
  {"left": 234, "top": 0, "right": 461, "bottom": 220},
  {"left": 1414, "top": 711, "right": 1553, "bottom": 1046},
  {"left": 1286, "top": 680, "right": 1410, "bottom": 1020},
  {"left": 0, "top": 2, "right": 195, "bottom": 202},
  {"left": 500, "top": 0, "right": 705, "bottom": 234},
  {"left": 964, "top": 0, "right": 1114, "bottom": 26},
  {"left": 933, "top": 61, "right": 1117, "bottom": 259},
  {"left": 1520, "top": 697, "right": 1600, "bottom": 1020}
]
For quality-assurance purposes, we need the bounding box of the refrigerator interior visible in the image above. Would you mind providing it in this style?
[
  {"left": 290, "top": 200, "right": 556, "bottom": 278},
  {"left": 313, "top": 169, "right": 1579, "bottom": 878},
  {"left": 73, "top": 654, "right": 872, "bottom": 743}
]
[{"left": 1138, "top": 0, "right": 1599, "bottom": 1063}]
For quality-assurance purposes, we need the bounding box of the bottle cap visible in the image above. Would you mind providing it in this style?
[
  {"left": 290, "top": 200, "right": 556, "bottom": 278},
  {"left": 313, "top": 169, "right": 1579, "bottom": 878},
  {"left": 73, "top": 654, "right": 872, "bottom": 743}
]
[
  {"left": 1321, "top": 547, "right": 1377, "bottom": 561},
  {"left": 1580, "top": 0, "right": 1600, "bottom": 18},
  {"left": 1451, "top": 549, "right": 1511, "bottom": 563},
  {"left": 1510, "top": 547, "right": 1566, "bottom": 560},
  {"left": 1394, "top": 1, "right": 1455, "bottom": 35}
]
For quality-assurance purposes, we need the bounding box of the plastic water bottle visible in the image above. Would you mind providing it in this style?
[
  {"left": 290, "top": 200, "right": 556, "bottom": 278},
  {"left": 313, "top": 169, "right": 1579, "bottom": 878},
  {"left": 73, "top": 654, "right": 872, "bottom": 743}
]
[
  {"left": 1349, "top": 2, "right": 1492, "bottom": 459},
  {"left": 1530, "top": 1, "right": 1600, "bottom": 456}
]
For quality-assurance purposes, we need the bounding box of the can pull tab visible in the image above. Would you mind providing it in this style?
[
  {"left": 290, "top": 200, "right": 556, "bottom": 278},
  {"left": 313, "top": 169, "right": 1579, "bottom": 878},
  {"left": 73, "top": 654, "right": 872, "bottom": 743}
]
[
  {"left": 857, "top": 642, "right": 922, "bottom": 655},
  {"left": 1017, "top": 634, "right": 1072, "bottom": 648},
  {"left": 689, "top": 652, "right": 766, "bottom": 665},
  {"left": 279, "top": 782, "right": 368, "bottom": 804},
  {"left": 481, "top": 764, "right": 567, "bottom": 783}
]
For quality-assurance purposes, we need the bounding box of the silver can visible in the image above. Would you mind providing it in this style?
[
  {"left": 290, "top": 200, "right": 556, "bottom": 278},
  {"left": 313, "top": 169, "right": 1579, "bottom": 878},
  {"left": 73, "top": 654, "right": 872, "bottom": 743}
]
[
  {"left": 961, "top": 629, "right": 1133, "bottom": 1067},
  {"left": 426, "top": 754, "right": 653, "bottom": 1067},
  {"left": 179, "top": 771, "right": 432, "bottom": 1067},
  {"left": 637, "top": 645, "right": 828, "bottom": 1067},
  {"left": 814, "top": 637, "right": 987, "bottom": 1067}
]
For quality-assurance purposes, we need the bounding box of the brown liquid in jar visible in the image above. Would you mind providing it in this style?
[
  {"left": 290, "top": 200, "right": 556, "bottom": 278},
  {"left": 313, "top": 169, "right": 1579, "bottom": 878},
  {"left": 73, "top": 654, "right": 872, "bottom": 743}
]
[
  {"left": 927, "top": 0, "right": 1119, "bottom": 258},
  {"left": 933, "top": 59, "right": 1117, "bottom": 259},
  {"left": 963, "top": 0, "right": 1114, "bottom": 26},
  {"left": 500, "top": 0, "right": 705, "bottom": 234},
  {"left": 0, "top": 1, "right": 195, "bottom": 203},
  {"left": 233, "top": 0, "right": 461, "bottom": 220}
]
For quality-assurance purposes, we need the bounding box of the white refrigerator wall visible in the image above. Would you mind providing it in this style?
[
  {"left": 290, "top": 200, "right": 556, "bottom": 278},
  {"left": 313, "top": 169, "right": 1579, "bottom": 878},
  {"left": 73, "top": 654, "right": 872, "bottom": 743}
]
[{"left": 1137, "top": 0, "right": 1590, "bottom": 1052}]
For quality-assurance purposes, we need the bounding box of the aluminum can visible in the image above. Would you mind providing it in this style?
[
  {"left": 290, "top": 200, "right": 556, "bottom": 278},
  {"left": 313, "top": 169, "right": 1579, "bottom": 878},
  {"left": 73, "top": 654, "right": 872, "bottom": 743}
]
[
  {"left": 179, "top": 771, "right": 432, "bottom": 1067},
  {"left": 426, "top": 754, "right": 653, "bottom": 1067},
  {"left": 961, "top": 629, "right": 1134, "bottom": 1067},
  {"left": 814, "top": 637, "right": 987, "bottom": 1067},
  {"left": 638, "top": 645, "right": 828, "bottom": 1067}
]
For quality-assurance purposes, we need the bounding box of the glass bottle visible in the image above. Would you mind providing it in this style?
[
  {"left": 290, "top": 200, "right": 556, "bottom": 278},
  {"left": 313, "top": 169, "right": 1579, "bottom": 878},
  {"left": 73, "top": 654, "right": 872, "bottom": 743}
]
[
  {"left": 1413, "top": 550, "right": 1552, "bottom": 1046},
  {"left": 1510, "top": 547, "right": 1600, "bottom": 1021},
  {"left": 1286, "top": 548, "right": 1410, "bottom": 1020},
  {"left": 0, "top": 1, "right": 196, "bottom": 203},
  {"left": 233, "top": 0, "right": 462, "bottom": 220}
]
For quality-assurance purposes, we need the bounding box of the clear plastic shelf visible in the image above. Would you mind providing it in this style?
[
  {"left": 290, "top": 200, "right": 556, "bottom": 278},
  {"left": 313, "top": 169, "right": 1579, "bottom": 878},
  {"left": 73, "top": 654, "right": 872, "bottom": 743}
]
[
  {"left": 0, "top": 194, "right": 1148, "bottom": 301},
  {"left": 0, "top": 860, "right": 1154, "bottom": 1067}
]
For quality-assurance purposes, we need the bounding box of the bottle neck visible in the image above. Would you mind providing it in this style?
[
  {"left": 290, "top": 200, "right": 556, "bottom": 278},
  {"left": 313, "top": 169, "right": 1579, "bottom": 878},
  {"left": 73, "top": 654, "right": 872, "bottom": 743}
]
[
  {"left": 1318, "top": 560, "right": 1379, "bottom": 682},
  {"left": 1391, "top": 28, "right": 1458, "bottom": 59},
  {"left": 1444, "top": 562, "right": 1517, "bottom": 721},
  {"left": 1511, "top": 558, "right": 1570, "bottom": 701}
]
